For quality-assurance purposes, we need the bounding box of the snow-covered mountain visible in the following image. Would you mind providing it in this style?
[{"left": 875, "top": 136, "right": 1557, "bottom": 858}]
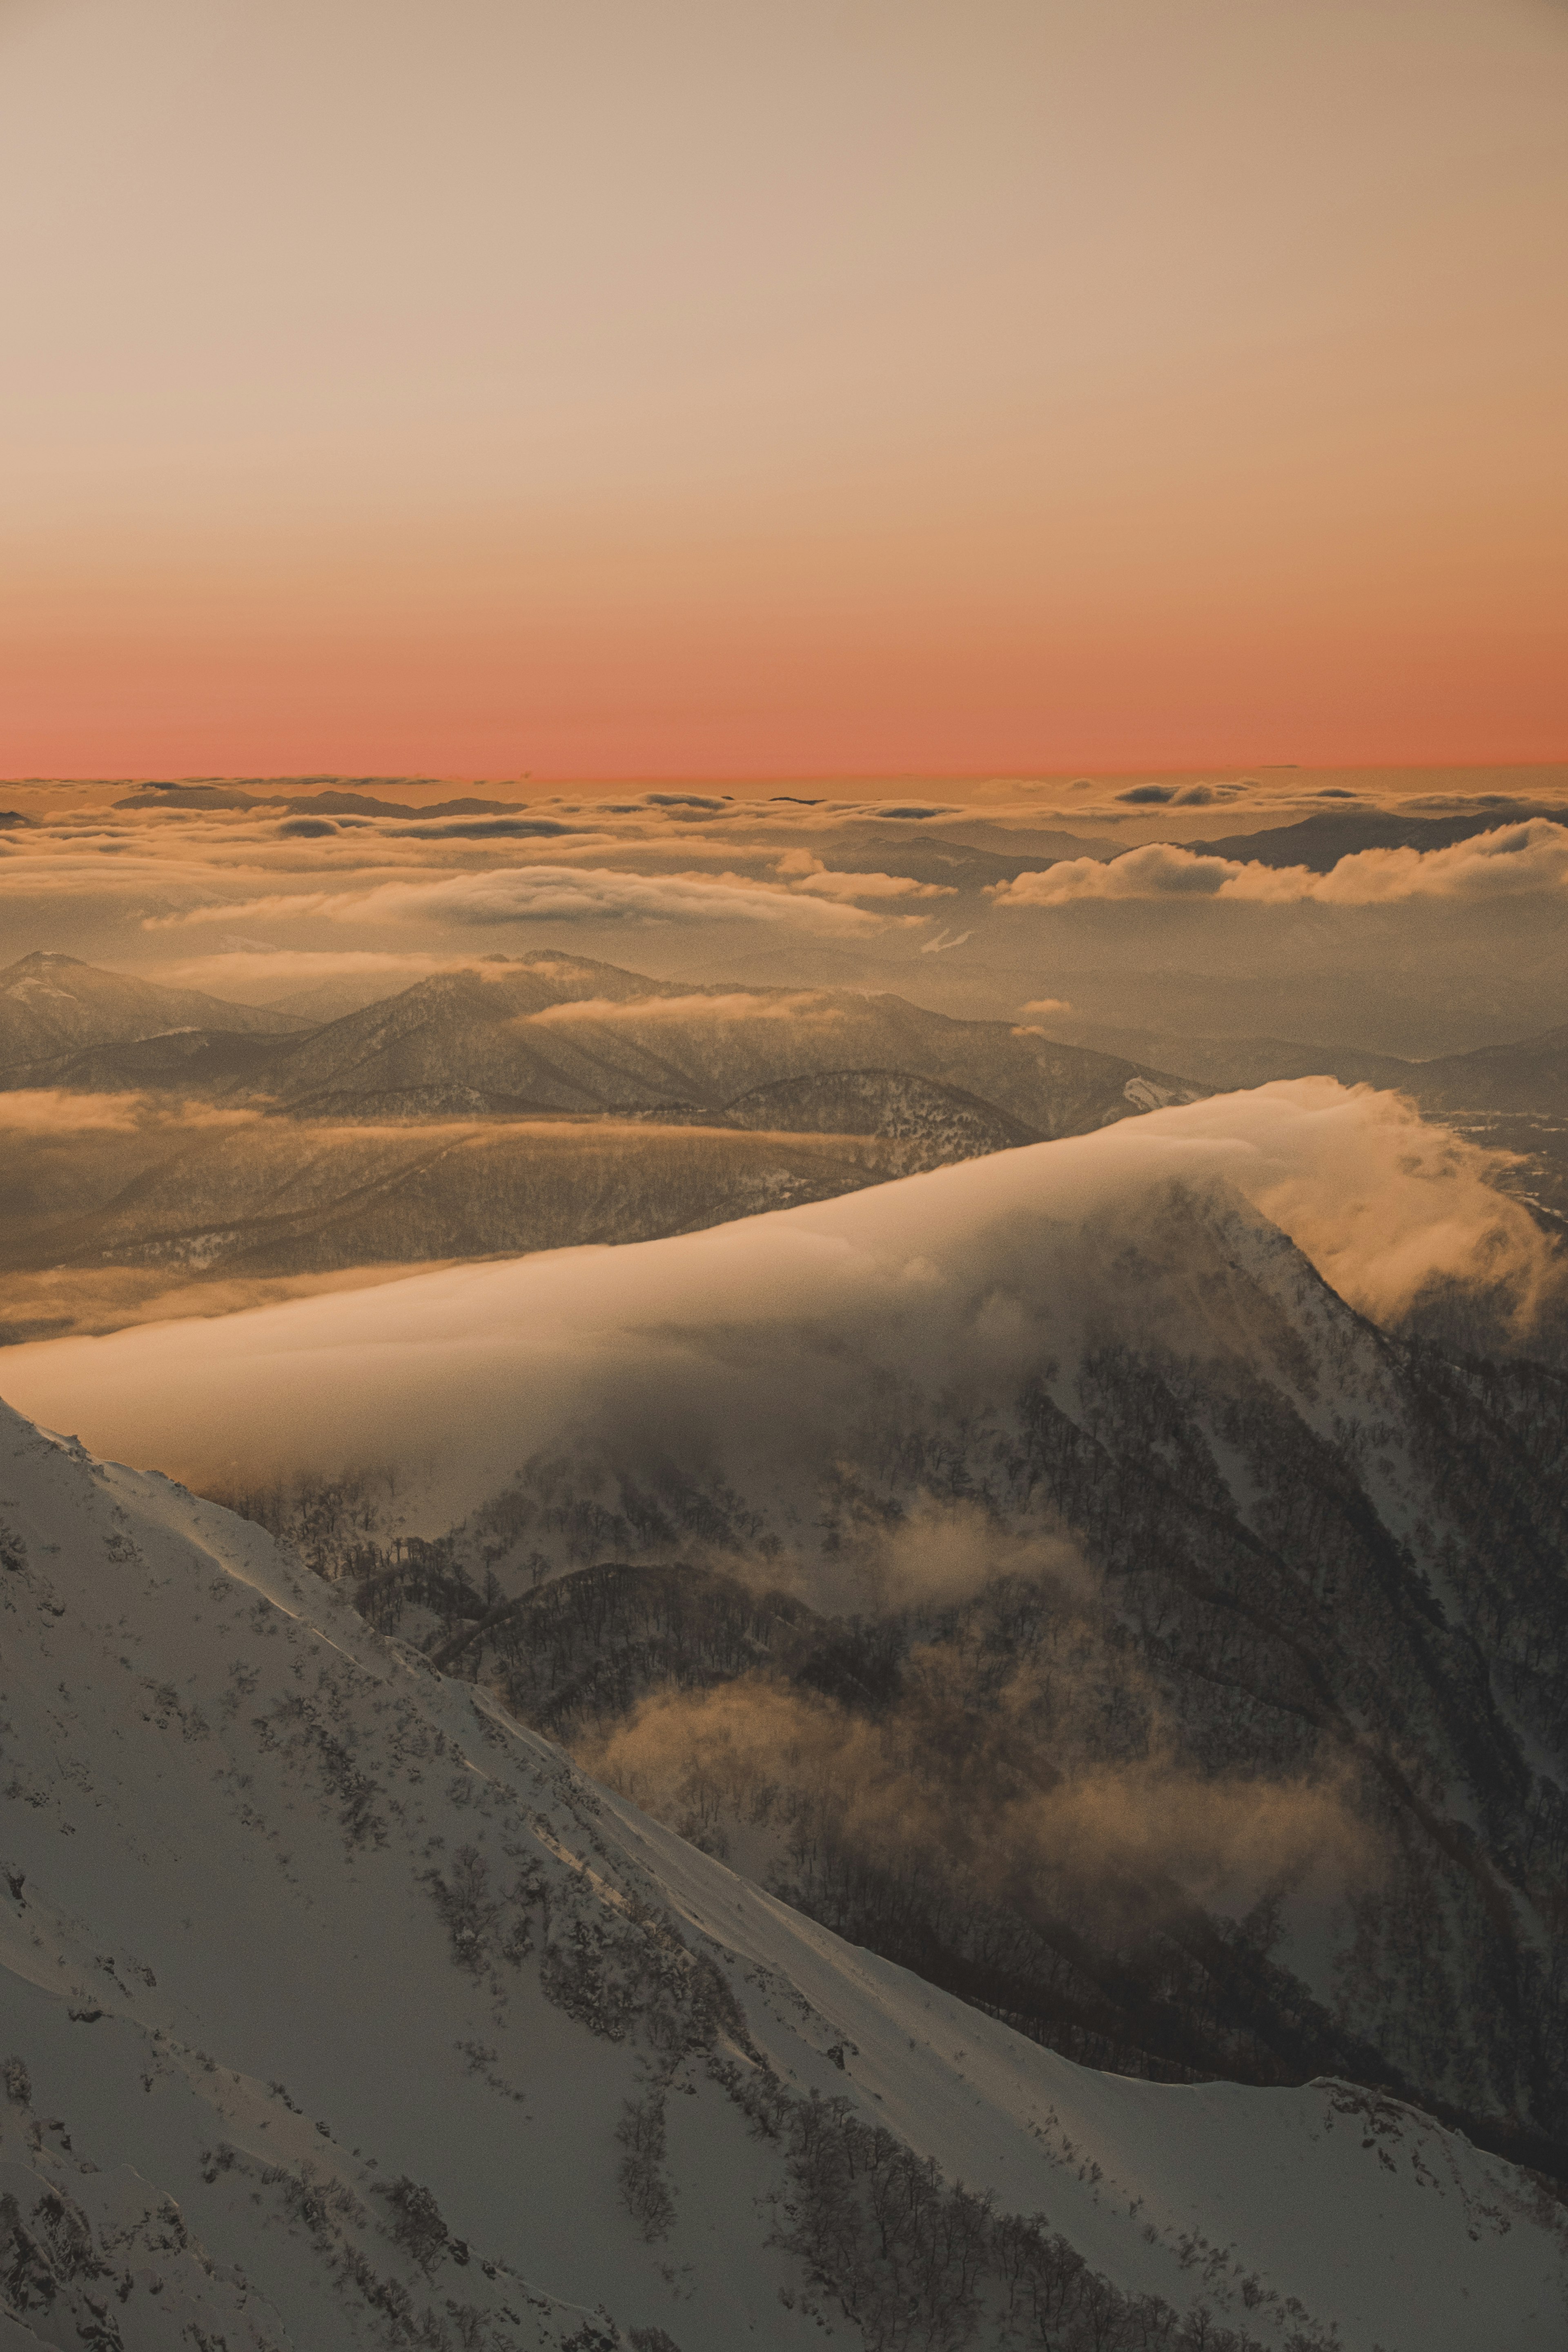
[
  {"left": 1, "top": 1396, "right": 1564, "bottom": 2351},
  {"left": 1, "top": 953, "right": 1200, "bottom": 1137},
  {"left": 0, "top": 955, "right": 306, "bottom": 1071}
]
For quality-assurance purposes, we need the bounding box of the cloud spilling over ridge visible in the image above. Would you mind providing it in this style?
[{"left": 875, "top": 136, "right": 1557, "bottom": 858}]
[
  {"left": 992, "top": 820, "right": 1568, "bottom": 907},
  {"left": 1, "top": 1082, "right": 1554, "bottom": 1520}
]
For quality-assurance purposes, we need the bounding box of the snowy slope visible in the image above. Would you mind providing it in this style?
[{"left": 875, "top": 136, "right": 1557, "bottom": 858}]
[{"left": 0, "top": 1401, "right": 1564, "bottom": 2351}]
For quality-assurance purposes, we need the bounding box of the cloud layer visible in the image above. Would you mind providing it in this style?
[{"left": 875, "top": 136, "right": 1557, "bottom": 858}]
[
  {"left": 147, "top": 863, "right": 900, "bottom": 935},
  {"left": 993, "top": 820, "right": 1568, "bottom": 908}
]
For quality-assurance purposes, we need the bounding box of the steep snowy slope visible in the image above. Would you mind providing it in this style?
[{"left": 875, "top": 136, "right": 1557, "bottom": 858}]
[{"left": 1, "top": 1401, "right": 1564, "bottom": 2350}]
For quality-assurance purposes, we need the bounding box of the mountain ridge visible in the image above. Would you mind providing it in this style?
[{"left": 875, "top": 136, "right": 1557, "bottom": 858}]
[
  {"left": 1, "top": 1392, "right": 1564, "bottom": 2348},
  {"left": 0, "top": 953, "right": 310, "bottom": 1069}
]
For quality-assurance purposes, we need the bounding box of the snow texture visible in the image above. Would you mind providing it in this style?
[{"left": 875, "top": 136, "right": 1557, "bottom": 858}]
[{"left": 0, "top": 1400, "right": 1564, "bottom": 2348}]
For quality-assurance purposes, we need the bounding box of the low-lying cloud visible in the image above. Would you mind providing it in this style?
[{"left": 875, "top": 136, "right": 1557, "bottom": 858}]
[
  {"left": 148, "top": 863, "right": 899, "bottom": 935},
  {"left": 771, "top": 848, "right": 955, "bottom": 902},
  {"left": 0, "top": 1089, "right": 256, "bottom": 1138},
  {"left": 993, "top": 820, "right": 1568, "bottom": 908},
  {"left": 523, "top": 989, "right": 843, "bottom": 1029},
  {"left": 578, "top": 1664, "right": 1369, "bottom": 1930}
]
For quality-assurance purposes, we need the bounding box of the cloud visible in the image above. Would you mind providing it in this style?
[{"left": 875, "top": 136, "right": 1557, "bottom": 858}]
[
  {"left": 641, "top": 792, "right": 736, "bottom": 814},
  {"left": 1111, "top": 782, "right": 1247, "bottom": 808},
  {"left": 523, "top": 990, "right": 842, "bottom": 1029},
  {"left": 381, "top": 818, "right": 591, "bottom": 840},
  {"left": 994, "top": 843, "right": 1258, "bottom": 904},
  {"left": 2, "top": 1080, "right": 1554, "bottom": 1521},
  {"left": 575, "top": 1666, "right": 1368, "bottom": 1930},
  {"left": 1017, "top": 998, "right": 1072, "bottom": 1018},
  {"left": 0, "top": 1089, "right": 256, "bottom": 1136},
  {"left": 991, "top": 820, "right": 1568, "bottom": 907},
  {"left": 863, "top": 803, "right": 964, "bottom": 820},
  {"left": 772, "top": 848, "right": 955, "bottom": 902},
  {"left": 380, "top": 866, "right": 908, "bottom": 931},
  {"left": 0, "top": 1089, "right": 151, "bottom": 1135},
  {"left": 145, "top": 864, "right": 900, "bottom": 935}
]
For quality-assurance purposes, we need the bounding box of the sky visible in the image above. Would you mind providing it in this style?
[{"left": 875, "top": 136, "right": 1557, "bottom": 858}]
[{"left": 3, "top": 0, "right": 1566, "bottom": 780}]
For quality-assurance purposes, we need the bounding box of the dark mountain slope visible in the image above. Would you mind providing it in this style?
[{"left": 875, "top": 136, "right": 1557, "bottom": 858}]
[
  {"left": 4, "top": 1396, "right": 1558, "bottom": 2347},
  {"left": 0, "top": 1117, "right": 924, "bottom": 1288},
  {"left": 0, "top": 1025, "right": 294, "bottom": 1095},
  {"left": 1411, "top": 1022, "right": 1568, "bottom": 1116},
  {"left": 708, "top": 1067, "right": 1041, "bottom": 1164},
  {"left": 232, "top": 1186, "right": 1568, "bottom": 2172}
]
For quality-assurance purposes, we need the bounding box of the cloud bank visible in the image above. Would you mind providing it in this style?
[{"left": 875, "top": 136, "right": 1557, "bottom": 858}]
[
  {"left": 147, "top": 864, "right": 898, "bottom": 935},
  {"left": 2, "top": 1082, "right": 1553, "bottom": 1524},
  {"left": 992, "top": 820, "right": 1568, "bottom": 908}
]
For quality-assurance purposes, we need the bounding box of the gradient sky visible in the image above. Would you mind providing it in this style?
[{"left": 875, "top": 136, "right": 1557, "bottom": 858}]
[{"left": 4, "top": 0, "right": 1566, "bottom": 778}]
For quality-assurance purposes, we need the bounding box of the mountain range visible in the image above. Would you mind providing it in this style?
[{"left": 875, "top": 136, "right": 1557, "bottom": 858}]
[
  {"left": 0, "top": 955, "right": 1203, "bottom": 1335},
  {"left": 0, "top": 951, "right": 1194, "bottom": 1130},
  {"left": 0, "top": 953, "right": 305, "bottom": 1068}
]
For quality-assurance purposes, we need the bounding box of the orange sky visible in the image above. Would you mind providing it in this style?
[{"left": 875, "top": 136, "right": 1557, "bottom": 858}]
[{"left": 3, "top": 0, "right": 1566, "bottom": 778}]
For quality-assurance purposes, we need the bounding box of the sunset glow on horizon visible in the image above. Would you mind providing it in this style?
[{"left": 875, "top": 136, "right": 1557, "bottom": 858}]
[{"left": 4, "top": 0, "right": 1566, "bottom": 779}]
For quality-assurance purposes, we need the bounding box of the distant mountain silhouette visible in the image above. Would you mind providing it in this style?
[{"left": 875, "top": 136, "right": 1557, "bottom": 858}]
[
  {"left": 1187, "top": 804, "right": 1568, "bottom": 871},
  {"left": 249, "top": 954, "right": 1205, "bottom": 1132},
  {"left": 0, "top": 948, "right": 307, "bottom": 1067}
]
